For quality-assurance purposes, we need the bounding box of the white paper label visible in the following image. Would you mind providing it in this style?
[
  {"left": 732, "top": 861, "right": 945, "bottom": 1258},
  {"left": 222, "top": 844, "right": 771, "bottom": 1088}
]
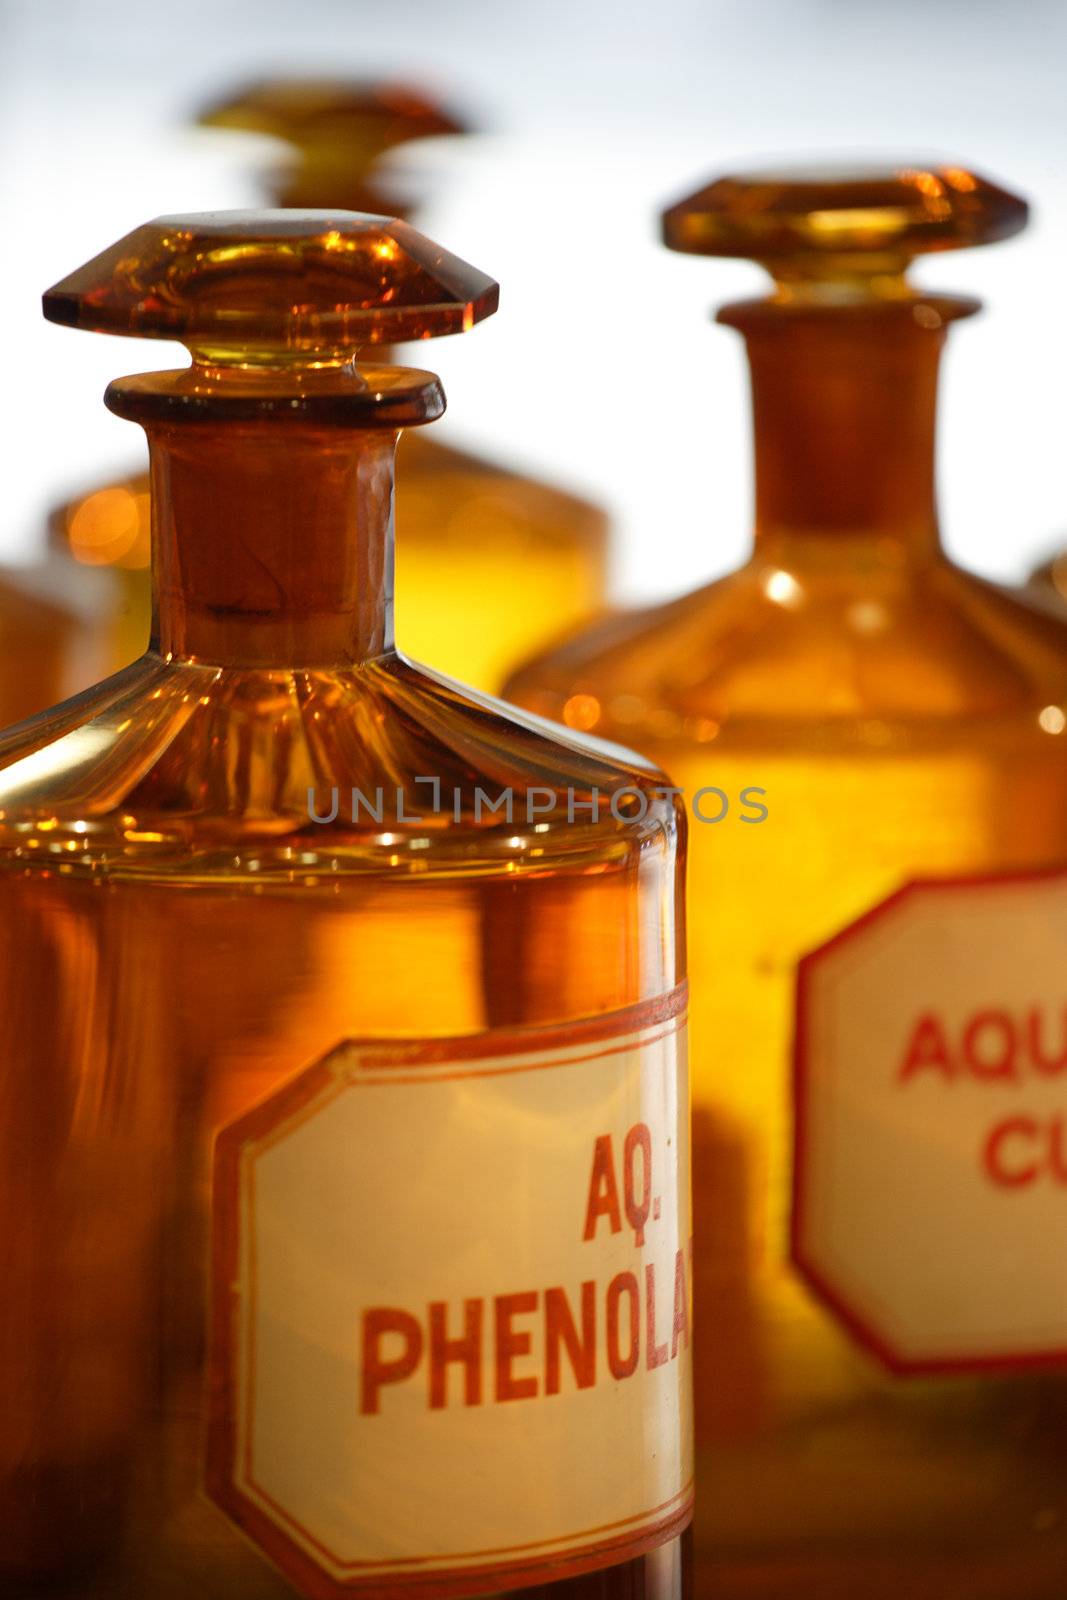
[
  {"left": 793, "top": 872, "right": 1067, "bottom": 1374},
  {"left": 208, "top": 993, "right": 692, "bottom": 1596}
]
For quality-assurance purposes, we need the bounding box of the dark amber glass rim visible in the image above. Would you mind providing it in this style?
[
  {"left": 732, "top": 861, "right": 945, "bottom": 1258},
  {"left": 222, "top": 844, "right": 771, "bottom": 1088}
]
[{"left": 104, "top": 365, "right": 445, "bottom": 427}]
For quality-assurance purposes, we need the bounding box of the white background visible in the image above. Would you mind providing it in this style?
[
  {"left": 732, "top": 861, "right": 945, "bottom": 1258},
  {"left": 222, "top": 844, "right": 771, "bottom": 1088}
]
[{"left": 2, "top": 0, "right": 1066, "bottom": 603}]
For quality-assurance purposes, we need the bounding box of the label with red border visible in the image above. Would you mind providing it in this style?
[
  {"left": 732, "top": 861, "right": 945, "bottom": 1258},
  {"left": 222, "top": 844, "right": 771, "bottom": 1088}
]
[
  {"left": 208, "top": 991, "right": 692, "bottom": 1597},
  {"left": 793, "top": 872, "right": 1067, "bottom": 1376}
]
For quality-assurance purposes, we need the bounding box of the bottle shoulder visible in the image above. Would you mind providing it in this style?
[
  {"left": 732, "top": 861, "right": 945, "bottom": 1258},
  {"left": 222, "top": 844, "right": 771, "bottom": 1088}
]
[
  {"left": 0, "top": 650, "right": 681, "bottom": 881},
  {"left": 504, "top": 558, "right": 1067, "bottom": 743}
]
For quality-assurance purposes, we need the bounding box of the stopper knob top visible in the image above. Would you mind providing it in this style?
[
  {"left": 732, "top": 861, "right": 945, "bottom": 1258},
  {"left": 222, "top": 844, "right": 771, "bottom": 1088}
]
[
  {"left": 662, "top": 162, "right": 1028, "bottom": 265},
  {"left": 42, "top": 210, "right": 498, "bottom": 351}
]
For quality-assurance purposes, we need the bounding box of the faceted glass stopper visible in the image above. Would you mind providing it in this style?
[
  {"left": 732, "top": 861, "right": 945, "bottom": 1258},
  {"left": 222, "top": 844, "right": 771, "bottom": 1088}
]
[
  {"left": 662, "top": 163, "right": 1028, "bottom": 265},
  {"left": 42, "top": 211, "right": 499, "bottom": 351}
]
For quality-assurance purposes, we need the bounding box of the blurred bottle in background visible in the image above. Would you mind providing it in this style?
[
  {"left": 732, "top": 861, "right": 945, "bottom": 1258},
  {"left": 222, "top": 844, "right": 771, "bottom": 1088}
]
[
  {"left": 0, "top": 558, "right": 108, "bottom": 728},
  {"left": 506, "top": 162, "right": 1067, "bottom": 1597},
  {"left": 47, "top": 78, "right": 609, "bottom": 695}
]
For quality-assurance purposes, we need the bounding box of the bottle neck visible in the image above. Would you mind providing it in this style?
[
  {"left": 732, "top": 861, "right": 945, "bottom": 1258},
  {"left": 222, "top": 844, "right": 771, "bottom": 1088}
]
[
  {"left": 144, "top": 419, "right": 397, "bottom": 668},
  {"left": 724, "top": 299, "right": 964, "bottom": 566}
]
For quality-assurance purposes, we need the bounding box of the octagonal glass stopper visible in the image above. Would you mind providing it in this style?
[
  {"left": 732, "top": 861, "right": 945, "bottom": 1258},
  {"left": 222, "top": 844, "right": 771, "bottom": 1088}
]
[
  {"left": 662, "top": 162, "right": 1028, "bottom": 289},
  {"left": 42, "top": 210, "right": 498, "bottom": 357}
]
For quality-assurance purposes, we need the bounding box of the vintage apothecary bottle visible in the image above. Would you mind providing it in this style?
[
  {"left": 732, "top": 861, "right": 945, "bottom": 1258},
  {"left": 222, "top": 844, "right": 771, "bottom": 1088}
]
[
  {"left": 0, "top": 211, "right": 691, "bottom": 1599},
  {"left": 505, "top": 166, "right": 1067, "bottom": 1596},
  {"left": 49, "top": 81, "right": 608, "bottom": 693}
]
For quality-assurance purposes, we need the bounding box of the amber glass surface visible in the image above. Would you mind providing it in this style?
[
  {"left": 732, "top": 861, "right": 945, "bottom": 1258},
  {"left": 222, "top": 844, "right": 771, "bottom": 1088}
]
[
  {"left": 505, "top": 165, "right": 1067, "bottom": 1597},
  {"left": 48, "top": 79, "right": 607, "bottom": 695},
  {"left": 0, "top": 212, "right": 687, "bottom": 1599}
]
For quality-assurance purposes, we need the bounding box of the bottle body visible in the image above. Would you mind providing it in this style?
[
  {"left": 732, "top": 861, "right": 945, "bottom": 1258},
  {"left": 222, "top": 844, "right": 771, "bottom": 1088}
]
[
  {"left": 659, "top": 638, "right": 1067, "bottom": 1596},
  {"left": 2, "top": 758, "right": 688, "bottom": 1596},
  {"left": 506, "top": 458, "right": 1067, "bottom": 1600},
  {"left": 0, "top": 641, "right": 690, "bottom": 1598}
]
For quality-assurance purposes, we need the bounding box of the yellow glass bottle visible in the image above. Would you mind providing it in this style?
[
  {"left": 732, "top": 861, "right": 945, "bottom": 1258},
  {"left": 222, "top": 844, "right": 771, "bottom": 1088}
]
[
  {"left": 505, "top": 165, "right": 1067, "bottom": 1596},
  {"left": 48, "top": 79, "right": 608, "bottom": 694},
  {"left": 0, "top": 210, "right": 691, "bottom": 1599}
]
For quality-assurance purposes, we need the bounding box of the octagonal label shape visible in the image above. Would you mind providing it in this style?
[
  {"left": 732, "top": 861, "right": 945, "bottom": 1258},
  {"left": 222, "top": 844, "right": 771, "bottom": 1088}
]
[
  {"left": 793, "top": 871, "right": 1067, "bottom": 1376},
  {"left": 207, "top": 992, "right": 692, "bottom": 1597}
]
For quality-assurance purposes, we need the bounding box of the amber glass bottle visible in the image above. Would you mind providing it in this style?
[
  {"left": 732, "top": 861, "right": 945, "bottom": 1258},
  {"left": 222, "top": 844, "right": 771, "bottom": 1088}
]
[
  {"left": 0, "top": 212, "right": 690, "bottom": 1600},
  {"left": 506, "top": 166, "right": 1067, "bottom": 1597},
  {"left": 49, "top": 80, "right": 608, "bottom": 694}
]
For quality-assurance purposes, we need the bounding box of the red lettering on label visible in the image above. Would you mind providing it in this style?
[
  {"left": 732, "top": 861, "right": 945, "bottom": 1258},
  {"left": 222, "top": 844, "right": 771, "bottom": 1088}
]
[
  {"left": 900, "top": 1005, "right": 1067, "bottom": 1089},
  {"left": 963, "top": 1009, "right": 1017, "bottom": 1081},
  {"left": 360, "top": 1308, "right": 423, "bottom": 1415},
  {"left": 364, "top": 1260, "right": 691, "bottom": 1414},
  {"left": 671, "top": 1249, "right": 689, "bottom": 1359},
  {"left": 494, "top": 1292, "right": 539, "bottom": 1402},
  {"left": 429, "top": 1298, "right": 483, "bottom": 1409},
  {"left": 624, "top": 1123, "right": 653, "bottom": 1247},
  {"left": 606, "top": 1271, "right": 640, "bottom": 1379},
  {"left": 545, "top": 1282, "right": 596, "bottom": 1394},
  {"left": 983, "top": 1117, "right": 1040, "bottom": 1188},
  {"left": 582, "top": 1135, "right": 623, "bottom": 1240},
  {"left": 645, "top": 1263, "right": 668, "bottom": 1369},
  {"left": 983, "top": 1114, "right": 1067, "bottom": 1188},
  {"left": 898, "top": 1012, "right": 953, "bottom": 1081},
  {"left": 1053, "top": 1119, "right": 1067, "bottom": 1183},
  {"left": 1027, "top": 1007, "right": 1067, "bottom": 1075}
]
